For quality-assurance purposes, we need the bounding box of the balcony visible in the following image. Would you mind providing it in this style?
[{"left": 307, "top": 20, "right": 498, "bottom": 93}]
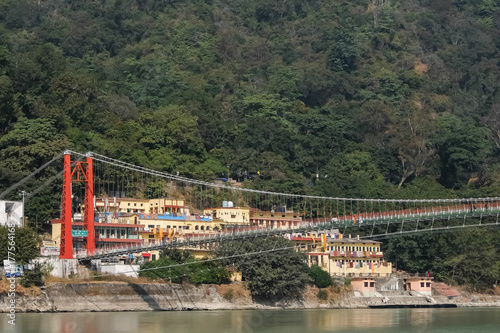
[{"left": 329, "top": 250, "right": 384, "bottom": 258}]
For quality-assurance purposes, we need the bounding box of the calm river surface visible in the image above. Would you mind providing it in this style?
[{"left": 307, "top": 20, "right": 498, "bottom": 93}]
[{"left": 2, "top": 308, "right": 500, "bottom": 333}]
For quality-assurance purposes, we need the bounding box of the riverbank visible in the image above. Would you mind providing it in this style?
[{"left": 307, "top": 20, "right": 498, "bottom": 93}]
[{"left": 1, "top": 280, "right": 499, "bottom": 313}]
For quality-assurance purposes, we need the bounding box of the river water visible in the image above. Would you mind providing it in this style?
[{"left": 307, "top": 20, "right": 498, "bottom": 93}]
[{"left": 2, "top": 308, "right": 499, "bottom": 333}]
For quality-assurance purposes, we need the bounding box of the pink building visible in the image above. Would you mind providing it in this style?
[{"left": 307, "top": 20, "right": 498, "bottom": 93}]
[
  {"left": 405, "top": 276, "right": 433, "bottom": 296},
  {"left": 351, "top": 277, "right": 376, "bottom": 296}
]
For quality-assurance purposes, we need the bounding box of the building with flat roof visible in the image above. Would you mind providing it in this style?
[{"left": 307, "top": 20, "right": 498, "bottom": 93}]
[
  {"left": 0, "top": 200, "right": 24, "bottom": 227},
  {"left": 351, "top": 277, "right": 376, "bottom": 296},
  {"left": 249, "top": 209, "right": 302, "bottom": 229},
  {"left": 203, "top": 207, "right": 250, "bottom": 225},
  {"left": 291, "top": 234, "right": 392, "bottom": 277},
  {"left": 95, "top": 197, "right": 187, "bottom": 215},
  {"left": 405, "top": 275, "right": 433, "bottom": 296},
  {"left": 51, "top": 215, "right": 143, "bottom": 251}
]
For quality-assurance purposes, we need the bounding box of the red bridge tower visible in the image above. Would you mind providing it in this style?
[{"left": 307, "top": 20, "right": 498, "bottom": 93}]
[{"left": 59, "top": 151, "right": 95, "bottom": 259}]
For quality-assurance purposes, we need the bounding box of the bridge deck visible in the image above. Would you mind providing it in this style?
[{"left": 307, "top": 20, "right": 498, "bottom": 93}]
[{"left": 77, "top": 208, "right": 500, "bottom": 262}]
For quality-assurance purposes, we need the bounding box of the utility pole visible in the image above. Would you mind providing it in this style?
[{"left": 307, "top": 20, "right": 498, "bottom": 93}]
[{"left": 20, "top": 190, "right": 26, "bottom": 227}]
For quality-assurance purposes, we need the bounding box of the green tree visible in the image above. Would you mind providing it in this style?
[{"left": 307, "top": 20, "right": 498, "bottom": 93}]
[
  {"left": 432, "top": 115, "right": 490, "bottom": 188},
  {"left": 215, "top": 237, "right": 310, "bottom": 300},
  {"left": 0, "top": 117, "right": 69, "bottom": 174},
  {"left": 0, "top": 226, "right": 40, "bottom": 265},
  {"left": 327, "top": 20, "right": 360, "bottom": 72}
]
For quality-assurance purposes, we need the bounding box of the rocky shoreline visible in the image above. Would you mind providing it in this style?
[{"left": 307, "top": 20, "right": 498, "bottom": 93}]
[{"left": 1, "top": 282, "right": 499, "bottom": 313}]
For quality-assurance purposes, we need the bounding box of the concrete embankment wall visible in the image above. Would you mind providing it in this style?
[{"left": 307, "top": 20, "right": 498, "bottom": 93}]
[
  {"left": 1, "top": 282, "right": 500, "bottom": 313},
  {"left": 0, "top": 283, "right": 243, "bottom": 312}
]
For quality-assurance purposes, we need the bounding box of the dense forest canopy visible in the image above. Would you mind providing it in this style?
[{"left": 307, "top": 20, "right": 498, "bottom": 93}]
[{"left": 0, "top": 0, "right": 499, "bottom": 288}]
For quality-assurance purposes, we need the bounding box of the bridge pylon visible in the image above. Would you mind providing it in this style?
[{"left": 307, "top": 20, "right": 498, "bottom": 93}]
[{"left": 59, "top": 151, "right": 95, "bottom": 259}]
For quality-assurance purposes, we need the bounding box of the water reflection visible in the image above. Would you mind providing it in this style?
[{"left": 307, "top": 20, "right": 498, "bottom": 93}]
[{"left": 2, "top": 308, "right": 500, "bottom": 333}]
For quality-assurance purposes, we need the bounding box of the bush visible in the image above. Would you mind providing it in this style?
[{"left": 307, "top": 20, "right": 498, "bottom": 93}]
[
  {"left": 223, "top": 289, "right": 234, "bottom": 301},
  {"left": 139, "top": 257, "right": 189, "bottom": 283},
  {"left": 20, "top": 263, "right": 44, "bottom": 287},
  {"left": 344, "top": 277, "right": 351, "bottom": 287},
  {"left": 40, "top": 262, "right": 54, "bottom": 277},
  {"left": 308, "top": 265, "right": 333, "bottom": 288},
  {"left": 317, "top": 289, "right": 328, "bottom": 301},
  {"left": 139, "top": 255, "right": 231, "bottom": 284},
  {"left": 189, "top": 259, "right": 232, "bottom": 285}
]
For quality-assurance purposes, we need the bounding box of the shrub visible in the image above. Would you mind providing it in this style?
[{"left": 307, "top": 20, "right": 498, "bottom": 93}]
[
  {"left": 308, "top": 265, "right": 333, "bottom": 288},
  {"left": 20, "top": 263, "right": 44, "bottom": 288},
  {"left": 139, "top": 255, "right": 231, "bottom": 284},
  {"left": 317, "top": 289, "right": 328, "bottom": 301},
  {"left": 223, "top": 288, "right": 234, "bottom": 301}
]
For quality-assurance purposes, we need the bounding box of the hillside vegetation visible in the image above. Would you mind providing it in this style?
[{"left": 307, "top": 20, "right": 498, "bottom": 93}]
[{"left": 0, "top": 0, "right": 499, "bottom": 289}]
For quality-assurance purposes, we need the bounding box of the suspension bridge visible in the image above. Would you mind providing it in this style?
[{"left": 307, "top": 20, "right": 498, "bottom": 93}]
[{"left": 1, "top": 150, "right": 499, "bottom": 264}]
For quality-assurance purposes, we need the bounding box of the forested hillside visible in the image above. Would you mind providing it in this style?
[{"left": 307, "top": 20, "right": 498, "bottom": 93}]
[{"left": 0, "top": 0, "right": 499, "bottom": 289}]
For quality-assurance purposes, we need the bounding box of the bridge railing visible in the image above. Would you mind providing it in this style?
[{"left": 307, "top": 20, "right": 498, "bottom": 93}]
[{"left": 77, "top": 201, "right": 500, "bottom": 260}]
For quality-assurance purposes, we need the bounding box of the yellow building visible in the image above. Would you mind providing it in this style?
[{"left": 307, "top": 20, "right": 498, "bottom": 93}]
[
  {"left": 292, "top": 234, "right": 392, "bottom": 277},
  {"left": 148, "top": 198, "right": 186, "bottom": 214},
  {"left": 250, "top": 209, "right": 302, "bottom": 229},
  {"left": 203, "top": 207, "right": 250, "bottom": 225},
  {"left": 138, "top": 213, "right": 222, "bottom": 244},
  {"left": 95, "top": 197, "right": 187, "bottom": 215}
]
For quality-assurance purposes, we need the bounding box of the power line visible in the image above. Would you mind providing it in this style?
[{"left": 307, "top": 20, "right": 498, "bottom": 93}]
[
  {"left": 87, "top": 243, "right": 301, "bottom": 278},
  {"left": 0, "top": 152, "right": 63, "bottom": 200}
]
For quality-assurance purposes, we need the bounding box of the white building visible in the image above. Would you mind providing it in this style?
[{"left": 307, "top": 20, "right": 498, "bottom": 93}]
[{"left": 0, "top": 200, "right": 24, "bottom": 227}]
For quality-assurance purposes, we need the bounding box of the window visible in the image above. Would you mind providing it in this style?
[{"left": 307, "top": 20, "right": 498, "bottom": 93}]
[
  {"left": 140, "top": 204, "right": 143, "bottom": 207},
  {"left": 231, "top": 214, "right": 236, "bottom": 218},
  {"left": 420, "top": 282, "right": 425, "bottom": 288},
  {"left": 148, "top": 225, "right": 154, "bottom": 229},
  {"left": 364, "top": 282, "right": 368, "bottom": 287},
  {"left": 370, "top": 282, "right": 375, "bottom": 287},
  {"left": 134, "top": 203, "right": 137, "bottom": 206},
  {"left": 128, "top": 203, "right": 130, "bottom": 206},
  {"left": 149, "top": 235, "right": 154, "bottom": 238},
  {"left": 426, "top": 282, "right": 431, "bottom": 288}
]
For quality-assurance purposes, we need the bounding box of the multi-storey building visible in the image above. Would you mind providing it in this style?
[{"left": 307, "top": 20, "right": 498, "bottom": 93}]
[
  {"left": 291, "top": 234, "right": 392, "bottom": 277},
  {"left": 51, "top": 197, "right": 192, "bottom": 252},
  {"left": 249, "top": 209, "right": 302, "bottom": 229},
  {"left": 137, "top": 212, "right": 221, "bottom": 243},
  {"left": 94, "top": 197, "right": 187, "bottom": 215},
  {"left": 203, "top": 207, "right": 250, "bottom": 226},
  {"left": 51, "top": 213, "right": 143, "bottom": 251}
]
